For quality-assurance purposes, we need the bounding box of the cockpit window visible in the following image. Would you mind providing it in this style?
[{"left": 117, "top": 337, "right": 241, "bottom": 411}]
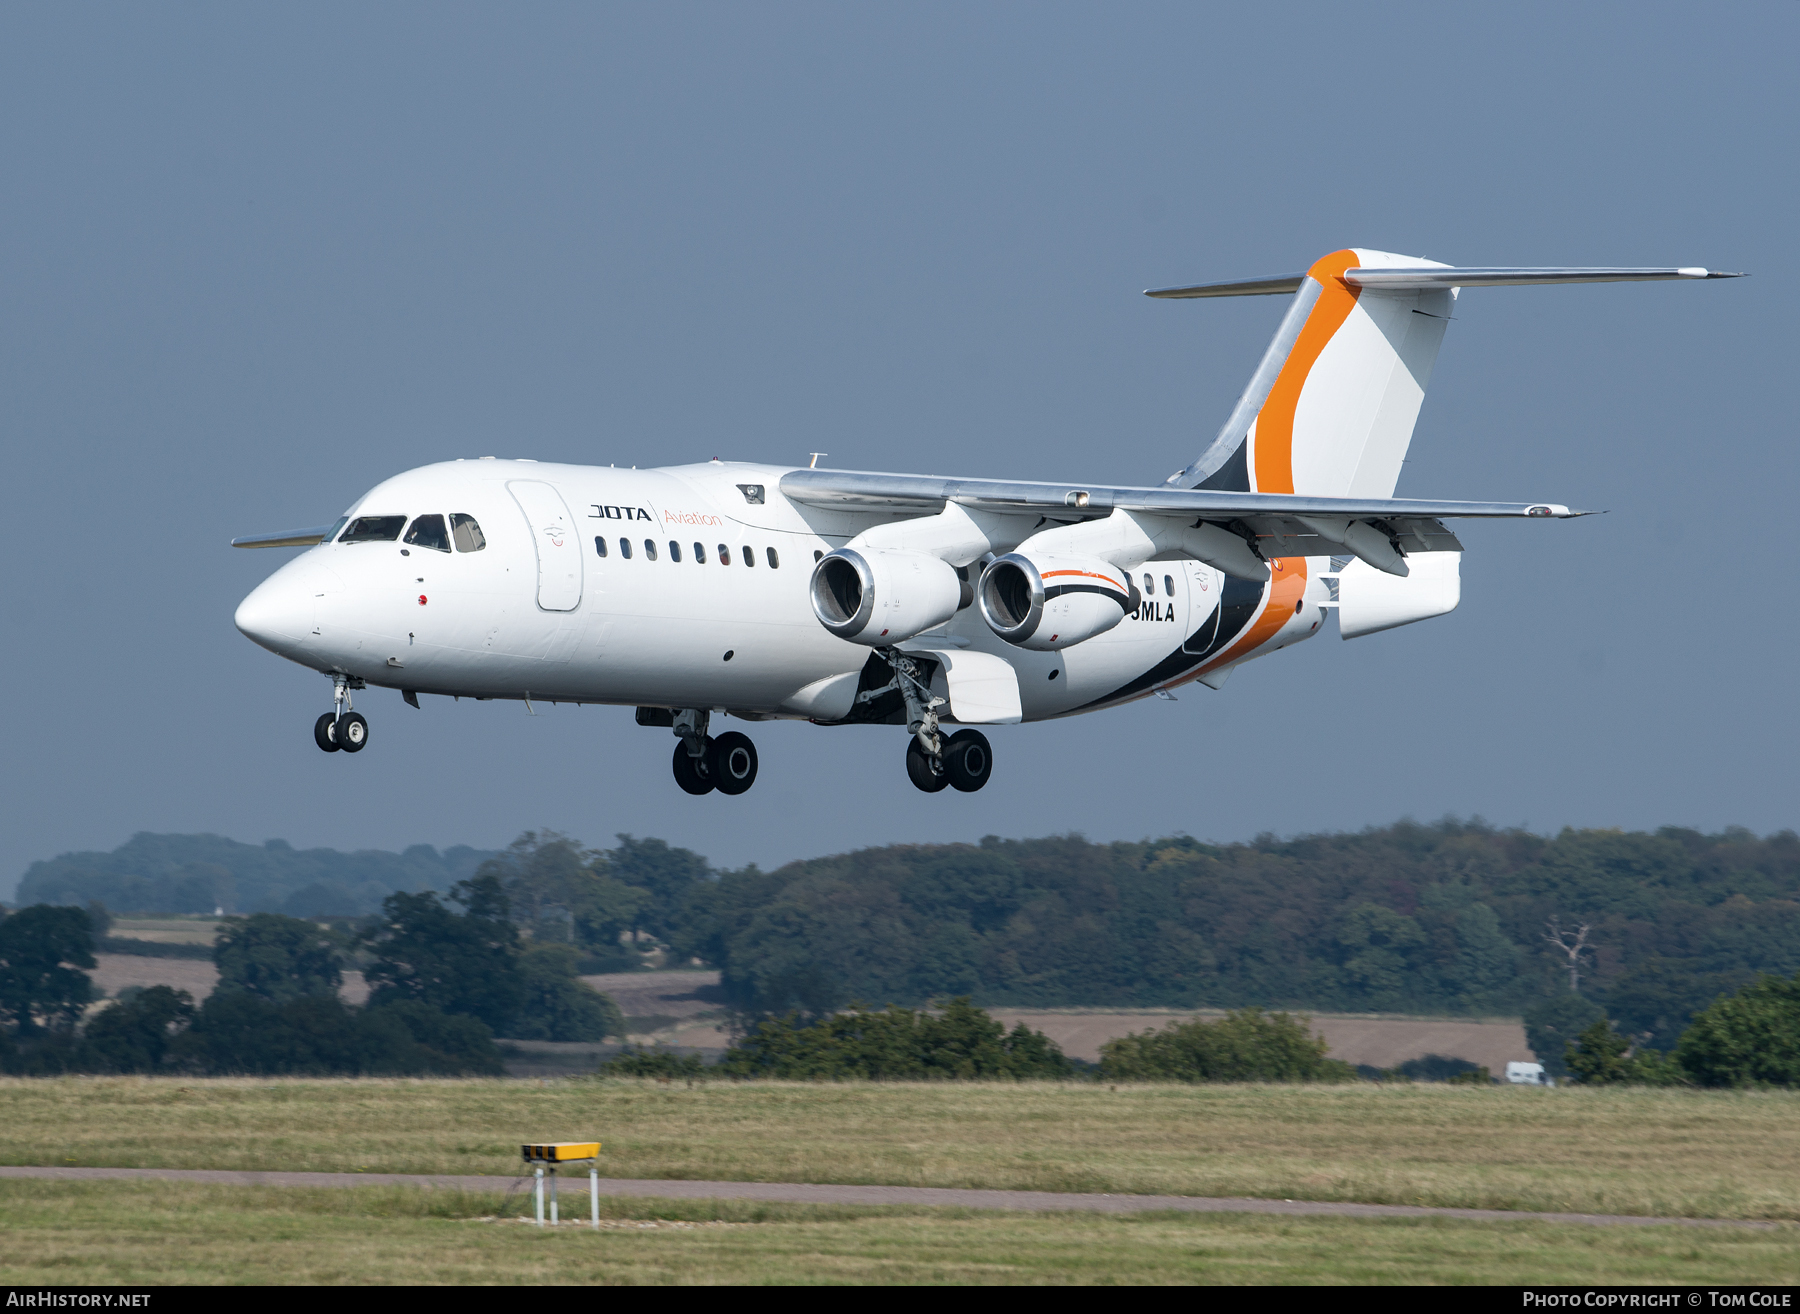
[
  {"left": 321, "top": 516, "right": 349, "bottom": 544},
  {"left": 403, "top": 514, "right": 451, "bottom": 552},
  {"left": 450, "top": 513, "right": 486, "bottom": 552},
  {"left": 339, "top": 515, "right": 407, "bottom": 543}
]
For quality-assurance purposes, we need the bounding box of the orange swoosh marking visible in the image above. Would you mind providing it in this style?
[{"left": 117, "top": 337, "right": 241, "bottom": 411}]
[
  {"left": 1251, "top": 249, "right": 1362, "bottom": 494},
  {"left": 1041, "top": 569, "right": 1122, "bottom": 585},
  {"left": 1177, "top": 557, "right": 1309, "bottom": 684}
]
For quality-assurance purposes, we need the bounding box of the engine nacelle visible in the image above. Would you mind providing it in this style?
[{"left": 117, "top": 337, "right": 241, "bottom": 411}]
[
  {"left": 977, "top": 552, "right": 1138, "bottom": 651},
  {"left": 810, "top": 547, "right": 963, "bottom": 645}
]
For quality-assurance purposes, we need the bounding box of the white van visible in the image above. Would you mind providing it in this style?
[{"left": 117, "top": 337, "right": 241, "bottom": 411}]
[{"left": 1505, "top": 1061, "right": 1551, "bottom": 1086}]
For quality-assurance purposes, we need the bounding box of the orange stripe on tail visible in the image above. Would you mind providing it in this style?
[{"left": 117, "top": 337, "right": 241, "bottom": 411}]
[{"left": 1251, "top": 250, "right": 1362, "bottom": 494}]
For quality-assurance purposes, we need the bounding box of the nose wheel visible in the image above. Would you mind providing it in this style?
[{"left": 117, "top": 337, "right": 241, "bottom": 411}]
[{"left": 314, "top": 675, "right": 369, "bottom": 754}]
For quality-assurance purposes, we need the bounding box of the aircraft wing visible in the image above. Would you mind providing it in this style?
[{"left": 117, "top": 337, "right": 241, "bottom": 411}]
[
  {"left": 780, "top": 468, "right": 1589, "bottom": 566},
  {"left": 792, "top": 467, "right": 1583, "bottom": 541}
]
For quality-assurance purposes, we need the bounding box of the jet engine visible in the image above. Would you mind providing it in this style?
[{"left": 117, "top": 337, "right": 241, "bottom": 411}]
[
  {"left": 977, "top": 553, "right": 1139, "bottom": 651},
  {"left": 810, "top": 547, "right": 963, "bottom": 645}
]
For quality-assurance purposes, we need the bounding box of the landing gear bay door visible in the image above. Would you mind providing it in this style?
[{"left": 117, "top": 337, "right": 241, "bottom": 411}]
[
  {"left": 917, "top": 649, "right": 1023, "bottom": 724},
  {"left": 508, "top": 481, "right": 583, "bottom": 612}
]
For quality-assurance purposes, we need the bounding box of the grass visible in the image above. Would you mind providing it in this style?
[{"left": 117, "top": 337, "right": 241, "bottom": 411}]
[
  {"left": 1, "top": 1179, "right": 1795, "bottom": 1285},
  {"left": 5, "top": 1078, "right": 1800, "bottom": 1221}
]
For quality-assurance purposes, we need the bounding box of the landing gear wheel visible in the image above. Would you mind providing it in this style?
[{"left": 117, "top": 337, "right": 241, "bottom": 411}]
[
  {"left": 711, "top": 731, "right": 759, "bottom": 795},
  {"left": 314, "top": 713, "right": 341, "bottom": 753},
  {"left": 944, "top": 729, "right": 992, "bottom": 793},
  {"left": 906, "top": 737, "right": 950, "bottom": 793},
  {"left": 336, "top": 711, "right": 369, "bottom": 753},
  {"left": 673, "top": 738, "right": 716, "bottom": 795}
]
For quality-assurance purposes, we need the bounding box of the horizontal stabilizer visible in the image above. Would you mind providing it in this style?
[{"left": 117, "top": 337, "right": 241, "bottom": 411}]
[
  {"left": 231, "top": 526, "right": 334, "bottom": 548},
  {"left": 1147, "top": 266, "right": 1742, "bottom": 298}
]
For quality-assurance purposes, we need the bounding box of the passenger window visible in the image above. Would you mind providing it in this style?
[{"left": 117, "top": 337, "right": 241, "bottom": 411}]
[
  {"left": 717, "top": 544, "right": 731, "bottom": 566},
  {"left": 1142, "top": 573, "right": 1154, "bottom": 595},
  {"left": 645, "top": 540, "right": 658, "bottom": 561},
  {"left": 449, "top": 513, "right": 486, "bottom": 552},
  {"left": 594, "top": 536, "right": 607, "bottom": 558},
  {"left": 340, "top": 515, "right": 407, "bottom": 543},
  {"left": 403, "top": 515, "right": 451, "bottom": 552},
  {"left": 620, "top": 538, "right": 632, "bottom": 559},
  {"left": 743, "top": 546, "right": 754, "bottom": 567},
  {"left": 766, "top": 547, "right": 779, "bottom": 569},
  {"left": 694, "top": 543, "right": 706, "bottom": 563},
  {"left": 670, "top": 541, "right": 682, "bottom": 563},
  {"left": 1164, "top": 575, "right": 1175, "bottom": 597}
]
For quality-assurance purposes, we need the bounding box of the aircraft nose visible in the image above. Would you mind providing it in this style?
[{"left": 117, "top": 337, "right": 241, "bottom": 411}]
[{"left": 234, "top": 572, "right": 309, "bottom": 653}]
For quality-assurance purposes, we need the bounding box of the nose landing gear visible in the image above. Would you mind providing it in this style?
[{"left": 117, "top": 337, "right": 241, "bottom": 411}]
[{"left": 314, "top": 674, "right": 369, "bottom": 754}]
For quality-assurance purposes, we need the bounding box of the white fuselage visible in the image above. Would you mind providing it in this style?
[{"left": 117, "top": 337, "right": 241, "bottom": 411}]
[{"left": 234, "top": 458, "right": 1330, "bottom": 722}]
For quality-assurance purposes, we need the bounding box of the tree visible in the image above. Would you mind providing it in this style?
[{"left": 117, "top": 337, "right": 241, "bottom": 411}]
[
  {"left": 1522, "top": 992, "right": 1603, "bottom": 1080},
  {"left": 1097, "top": 1009, "right": 1356, "bottom": 1083},
  {"left": 213, "top": 913, "right": 344, "bottom": 1003},
  {"left": 603, "top": 834, "right": 711, "bottom": 944},
  {"left": 0, "top": 905, "right": 96, "bottom": 1037},
  {"left": 1336, "top": 905, "right": 1426, "bottom": 1009},
  {"left": 1564, "top": 1018, "right": 1633, "bottom": 1084},
  {"left": 1543, "top": 917, "right": 1595, "bottom": 993},
  {"left": 1452, "top": 903, "right": 1521, "bottom": 1005},
  {"left": 1676, "top": 972, "right": 1800, "bottom": 1088},
  {"left": 480, "top": 832, "right": 590, "bottom": 943},
  {"left": 507, "top": 944, "right": 626, "bottom": 1041},
  {"left": 479, "top": 831, "right": 649, "bottom": 966},
  {"left": 80, "top": 986, "right": 195, "bottom": 1072},
  {"left": 719, "top": 999, "right": 1073, "bottom": 1080},
  {"left": 171, "top": 992, "right": 501, "bottom": 1076},
  {"left": 361, "top": 874, "right": 524, "bottom": 1032}
]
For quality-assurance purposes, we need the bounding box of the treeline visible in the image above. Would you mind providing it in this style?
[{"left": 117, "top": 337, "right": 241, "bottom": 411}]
[
  {"left": 0, "top": 875, "right": 626, "bottom": 1076},
  {"left": 16, "top": 833, "right": 495, "bottom": 917},
  {"left": 662, "top": 822, "right": 1800, "bottom": 1048},
  {"left": 609, "top": 1004, "right": 1358, "bottom": 1084},
  {"left": 21, "top": 821, "right": 1800, "bottom": 1061},
  {"left": 1560, "top": 972, "right": 1800, "bottom": 1088}
]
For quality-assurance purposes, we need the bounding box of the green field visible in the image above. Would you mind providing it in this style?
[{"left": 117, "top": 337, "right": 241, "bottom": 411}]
[
  {"left": 1, "top": 1179, "right": 1794, "bottom": 1286},
  {"left": 6, "top": 1077, "right": 1800, "bottom": 1284}
]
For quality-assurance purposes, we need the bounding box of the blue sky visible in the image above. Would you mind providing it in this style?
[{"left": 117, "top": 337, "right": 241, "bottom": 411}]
[{"left": 3, "top": 2, "right": 1794, "bottom": 893}]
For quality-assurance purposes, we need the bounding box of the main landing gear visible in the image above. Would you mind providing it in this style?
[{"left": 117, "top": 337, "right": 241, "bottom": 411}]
[
  {"left": 314, "top": 674, "right": 369, "bottom": 754},
  {"left": 885, "top": 649, "right": 993, "bottom": 794},
  {"left": 668, "top": 709, "right": 758, "bottom": 796}
]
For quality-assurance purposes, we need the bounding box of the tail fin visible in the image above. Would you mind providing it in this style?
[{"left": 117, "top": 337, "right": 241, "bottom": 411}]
[
  {"left": 1154, "top": 251, "right": 1740, "bottom": 498},
  {"left": 1165, "top": 248, "right": 1452, "bottom": 498}
]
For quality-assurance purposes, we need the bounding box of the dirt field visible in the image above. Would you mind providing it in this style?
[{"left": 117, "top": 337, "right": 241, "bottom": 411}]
[
  {"left": 990, "top": 1012, "right": 1533, "bottom": 1072},
  {"left": 593, "top": 973, "right": 1536, "bottom": 1071},
  {"left": 89, "top": 954, "right": 219, "bottom": 1000},
  {"left": 85, "top": 959, "right": 1533, "bottom": 1071},
  {"left": 108, "top": 917, "right": 221, "bottom": 946},
  {"left": 89, "top": 954, "right": 370, "bottom": 1005},
  {"left": 578, "top": 970, "right": 723, "bottom": 1035}
]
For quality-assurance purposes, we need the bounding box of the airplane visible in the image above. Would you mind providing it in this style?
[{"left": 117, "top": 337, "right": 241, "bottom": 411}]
[{"left": 232, "top": 248, "right": 1739, "bottom": 796}]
